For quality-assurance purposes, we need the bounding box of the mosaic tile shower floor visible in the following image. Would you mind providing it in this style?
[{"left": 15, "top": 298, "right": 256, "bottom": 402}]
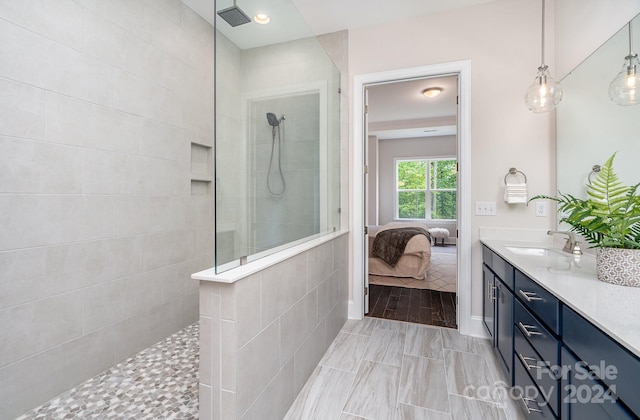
[{"left": 17, "top": 323, "right": 199, "bottom": 420}]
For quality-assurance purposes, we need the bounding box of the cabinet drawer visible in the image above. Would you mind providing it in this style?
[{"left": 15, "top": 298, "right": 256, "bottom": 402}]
[
  {"left": 561, "top": 346, "right": 634, "bottom": 420},
  {"left": 513, "top": 350, "right": 558, "bottom": 419},
  {"left": 515, "top": 300, "right": 559, "bottom": 368},
  {"left": 563, "top": 306, "right": 640, "bottom": 416},
  {"left": 515, "top": 270, "right": 559, "bottom": 334},
  {"left": 514, "top": 326, "right": 560, "bottom": 416},
  {"left": 482, "top": 245, "right": 515, "bottom": 290}
]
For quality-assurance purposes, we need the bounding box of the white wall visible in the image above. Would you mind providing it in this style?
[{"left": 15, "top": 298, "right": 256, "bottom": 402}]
[
  {"left": 555, "top": 0, "right": 640, "bottom": 78},
  {"left": 0, "top": 1, "right": 214, "bottom": 417},
  {"left": 349, "top": 0, "right": 556, "bottom": 320}
]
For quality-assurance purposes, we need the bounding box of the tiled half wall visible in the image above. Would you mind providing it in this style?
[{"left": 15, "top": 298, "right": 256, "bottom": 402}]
[{"left": 199, "top": 234, "right": 349, "bottom": 420}]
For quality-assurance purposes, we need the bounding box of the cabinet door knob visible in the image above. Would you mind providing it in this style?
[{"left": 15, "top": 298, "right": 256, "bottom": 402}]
[
  {"left": 518, "top": 289, "right": 543, "bottom": 302},
  {"left": 518, "top": 321, "right": 543, "bottom": 337}
]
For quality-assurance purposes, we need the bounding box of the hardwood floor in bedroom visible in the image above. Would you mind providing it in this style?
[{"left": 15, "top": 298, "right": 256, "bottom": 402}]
[{"left": 368, "top": 284, "right": 457, "bottom": 329}]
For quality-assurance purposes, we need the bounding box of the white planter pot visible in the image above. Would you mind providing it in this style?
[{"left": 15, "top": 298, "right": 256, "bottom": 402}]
[{"left": 596, "top": 247, "right": 640, "bottom": 287}]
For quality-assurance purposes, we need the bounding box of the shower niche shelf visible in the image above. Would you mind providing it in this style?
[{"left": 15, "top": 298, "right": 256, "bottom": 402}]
[{"left": 191, "top": 142, "right": 213, "bottom": 195}]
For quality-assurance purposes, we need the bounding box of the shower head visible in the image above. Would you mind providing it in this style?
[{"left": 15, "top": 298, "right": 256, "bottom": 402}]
[
  {"left": 217, "top": 0, "right": 251, "bottom": 27},
  {"left": 266, "top": 112, "right": 283, "bottom": 127}
]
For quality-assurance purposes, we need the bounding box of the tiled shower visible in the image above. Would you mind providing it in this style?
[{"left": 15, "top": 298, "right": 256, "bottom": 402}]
[{"left": 0, "top": 1, "right": 214, "bottom": 417}]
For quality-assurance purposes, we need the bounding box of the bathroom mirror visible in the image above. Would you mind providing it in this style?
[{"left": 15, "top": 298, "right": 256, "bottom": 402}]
[
  {"left": 212, "top": 0, "right": 342, "bottom": 272},
  {"left": 556, "top": 12, "right": 640, "bottom": 202}
]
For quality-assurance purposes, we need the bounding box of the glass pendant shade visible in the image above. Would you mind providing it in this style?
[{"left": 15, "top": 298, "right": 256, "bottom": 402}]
[
  {"left": 524, "top": 65, "right": 563, "bottom": 113},
  {"left": 609, "top": 53, "right": 640, "bottom": 106}
]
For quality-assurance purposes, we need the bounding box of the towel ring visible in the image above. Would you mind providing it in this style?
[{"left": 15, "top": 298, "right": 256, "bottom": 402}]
[
  {"left": 588, "top": 164, "right": 601, "bottom": 184},
  {"left": 504, "top": 167, "right": 527, "bottom": 184}
]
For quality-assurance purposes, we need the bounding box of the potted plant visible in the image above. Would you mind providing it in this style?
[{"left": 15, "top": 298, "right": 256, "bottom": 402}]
[{"left": 530, "top": 153, "right": 640, "bottom": 287}]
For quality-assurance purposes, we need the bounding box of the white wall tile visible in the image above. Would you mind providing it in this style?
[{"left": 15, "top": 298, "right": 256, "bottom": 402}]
[
  {"left": 0, "top": 248, "right": 46, "bottom": 310},
  {"left": 73, "top": 0, "right": 148, "bottom": 41},
  {"left": 0, "top": 20, "right": 114, "bottom": 106},
  {"left": 114, "top": 298, "right": 183, "bottom": 362},
  {"left": 0, "top": 77, "right": 45, "bottom": 140},
  {"left": 236, "top": 319, "right": 281, "bottom": 415},
  {"left": 45, "top": 92, "right": 141, "bottom": 154},
  {"left": 0, "top": 136, "right": 83, "bottom": 193},
  {"left": 181, "top": 290, "right": 199, "bottom": 325},
  {"left": 0, "top": 0, "right": 83, "bottom": 49},
  {"left": 82, "top": 9, "right": 163, "bottom": 84},
  {"left": 261, "top": 253, "right": 308, "bottom": 327},
  {"left": 0, "top": 195, "right": 114, "bottom": 251},
  {"left": 240, "top": 358, "right": 295, "bottom": 420},
  {"left": 141, "top": 119, "right": 190, "bottom": 162},
  {"left": 0, "top": 344, "right": 67, "bottom": 419},
  {"left": 221, "top": 319, "right": 237, "bottom": 392},
  {"left": 46, "top": 236, "right": 141, "bottom": 295},
  {"left": 82, "top": 271, "right": 163, "bottom": 334},
  {"left": 140, "top": 229, "right": 197, "bottom": 271},
  {"left": 0, "top": 291, "right": 83, "bottom": 368},
  {"left": 280, "top": 290, "right": 318, "bottom": 365},
  {"left": 113, "top": 196, "right": 184, "bottom": 237},
  {"left": 293, "top": 320, "right": 327, "bottom": 395},
  {"left": 234, "top": 276, "right": 262, "bottom": 349},
  {"left": 141, "top": 0, "right": 181, "bottom": 24}
]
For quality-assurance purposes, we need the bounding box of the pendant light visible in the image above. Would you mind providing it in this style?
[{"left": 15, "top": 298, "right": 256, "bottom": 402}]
[
  {"left": 524, "top": 0, "right": 562, "bottom": 113},
  {"left": 609, "top": 21, "right": 640, "bottom": 106}
]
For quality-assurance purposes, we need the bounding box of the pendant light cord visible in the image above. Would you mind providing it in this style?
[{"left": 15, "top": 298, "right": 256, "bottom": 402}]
[
  {"left": 540, "top": 0, "right": 546, "bottom": 66},
  {"left": 629, "top": 22, "right": 634, "bottom": 55}
]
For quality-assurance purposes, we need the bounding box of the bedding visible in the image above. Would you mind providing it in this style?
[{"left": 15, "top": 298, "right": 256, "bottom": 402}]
[{"left": 368, "top": 223, "right": 432, "bottom": 279}]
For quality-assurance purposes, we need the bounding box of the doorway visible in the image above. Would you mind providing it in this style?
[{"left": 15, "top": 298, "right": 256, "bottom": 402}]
[
  {"left": 365, "top": 76, "right": 458, "bottom": 328},
  {"left": 350, "top": 61, "right": 473, "bottom": 336}
]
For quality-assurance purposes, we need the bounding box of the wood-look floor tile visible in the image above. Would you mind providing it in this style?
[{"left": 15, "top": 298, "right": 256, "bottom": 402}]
[
  {"left": 405, "top": 324, "right": 443, "bottom": 359},
  {"left": 448, "top": 394, "right": 507, "bottom": 420},
  {"left": 342, "top": 360, "right": 400, "bottom": 420},
  {"left": 284, "top": 365, "right": 355, "bottom": 420},
  {"left": 398, "top": 355, "right": 449, "bottom": 413},
  {"left": 341, "top": 317, "right": 378, "bottom": 337},
  {"left": 363, "top": 327, "right": 405, "bottom": 367},
  {"left": 444, "top": 349, "right": 501, "bottom": 403},
  {"left": 319, "top": 332, "right": 369, "bottom": 372},
  {"left": 440, "top": 328, "right": 490, "bottom": 354},
  {"left": 397, "top": 403, "right": 452, "bottom": 420}
]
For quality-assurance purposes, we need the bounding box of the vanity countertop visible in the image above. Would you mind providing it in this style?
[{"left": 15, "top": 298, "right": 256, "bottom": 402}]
[{"left": 481, "top": 239, "right": 640, "bottom": 358}]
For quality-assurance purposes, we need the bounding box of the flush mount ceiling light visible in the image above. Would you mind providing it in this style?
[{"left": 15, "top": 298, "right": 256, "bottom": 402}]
[
  {"left": 422, "top": 87, "right": 443, "bottom": 98},
  {"left": 609, "top": 21, "right": 640, "bottom": 106},
  {"left": 254, "top": 13, "right": 270, "bottom": 24},
  {"left": 524, "top": 0, "right": 562, "bottom": 113}
]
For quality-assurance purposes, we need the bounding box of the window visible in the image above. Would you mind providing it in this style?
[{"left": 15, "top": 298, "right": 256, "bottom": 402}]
[{"left": 396, "top": 158, "right": 457, "bottom": 220}]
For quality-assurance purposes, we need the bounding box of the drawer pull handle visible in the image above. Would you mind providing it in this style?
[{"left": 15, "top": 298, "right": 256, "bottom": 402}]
[
  {"left": 519, "top": 289, "right": 543, "bottom": 302},
  {"left": 520, "top": 397, "right": 543, "bottom": 414},
  {"left": 517, "top": 352, "right": 541, "bottom": 370},
  {"left": 518, "top": 322, "right": 543, "bottom": 337}
]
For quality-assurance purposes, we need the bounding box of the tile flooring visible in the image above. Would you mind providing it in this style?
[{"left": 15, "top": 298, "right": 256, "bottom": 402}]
[
  {"left": 368, "top": 285, "right": 457, "bottom": 329},
  {"left": 16, "top": 316, "right": 526, "bottom": 420},
  {"left": 285, "top": 317, "right": 526, "bottom": 420},
  {"left": 16, "top": 323, "right": 199, "bottom": 420}
]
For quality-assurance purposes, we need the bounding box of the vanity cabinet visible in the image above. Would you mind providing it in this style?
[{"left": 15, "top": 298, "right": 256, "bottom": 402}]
[
  {"left": 482, "top": 242, "right": 640, "bottom": 419},
  {"left": 561, "top": 306, "right": 639, "bottom": 419},
  {"left": 482, "top": 245, "right": 514, "bottom": 384}
]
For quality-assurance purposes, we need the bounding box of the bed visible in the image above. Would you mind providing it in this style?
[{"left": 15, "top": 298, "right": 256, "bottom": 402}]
[{"left": 368, "top": 222, "right": 432, "bottom": 279}]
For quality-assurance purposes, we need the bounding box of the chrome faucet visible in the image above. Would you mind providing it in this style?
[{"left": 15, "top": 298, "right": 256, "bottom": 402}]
[{"left": 547, "top": 230, "right": 583, "bottom": 255}]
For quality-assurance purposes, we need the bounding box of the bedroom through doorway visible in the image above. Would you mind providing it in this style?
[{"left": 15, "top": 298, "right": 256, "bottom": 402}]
[{"left": 364, "top": 75, "right": 459, "bottom": 329}]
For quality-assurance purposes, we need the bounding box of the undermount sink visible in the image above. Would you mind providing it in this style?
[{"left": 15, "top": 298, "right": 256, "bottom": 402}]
[{"left": 505, "top": 246, "right": 566, "bottom": 257}]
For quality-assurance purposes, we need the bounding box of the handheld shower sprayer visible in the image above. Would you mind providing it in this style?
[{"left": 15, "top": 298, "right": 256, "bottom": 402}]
[
  {"left": 265, "top": 112, "right": 286, "bottom": 196},
  {"left": 266, "top": 112, "right": 285, "bottom": 127}
]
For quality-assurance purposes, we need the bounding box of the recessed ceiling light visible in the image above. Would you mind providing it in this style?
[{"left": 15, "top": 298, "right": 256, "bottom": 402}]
[
  {"left": 422, "top": 87, "right": 443, "bottom": 98},
  {"left": 254, "top": 13, "right": 270, "bottom": 24}
]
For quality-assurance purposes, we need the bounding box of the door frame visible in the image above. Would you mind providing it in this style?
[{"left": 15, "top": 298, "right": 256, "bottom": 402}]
[{"left": 350, "top": 60, "right": 474, "bottom": 337}]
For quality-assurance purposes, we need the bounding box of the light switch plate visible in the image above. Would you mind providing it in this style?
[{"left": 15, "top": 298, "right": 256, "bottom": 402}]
[{"left": 476, "top": 201, "right": 496, "bottom": 216}]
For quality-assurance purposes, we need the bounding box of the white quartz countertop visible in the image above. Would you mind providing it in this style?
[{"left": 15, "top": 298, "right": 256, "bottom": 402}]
[{"left": 481, "top": 239, "right": 640, "bottom": 359}]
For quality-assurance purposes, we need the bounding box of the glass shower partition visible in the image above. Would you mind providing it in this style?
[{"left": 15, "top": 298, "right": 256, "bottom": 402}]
[{"left": 214, "top": 0, "right": 341, "bottom": 273}]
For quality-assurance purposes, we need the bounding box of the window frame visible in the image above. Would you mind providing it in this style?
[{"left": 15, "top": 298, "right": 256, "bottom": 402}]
[{"left": 394, "top": 156, "right": 457, "bottom": 222}]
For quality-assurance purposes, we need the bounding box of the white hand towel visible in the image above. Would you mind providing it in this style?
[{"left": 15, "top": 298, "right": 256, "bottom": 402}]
[{"left": 504, "top": 182, "right": 528, "bottom": 204}]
